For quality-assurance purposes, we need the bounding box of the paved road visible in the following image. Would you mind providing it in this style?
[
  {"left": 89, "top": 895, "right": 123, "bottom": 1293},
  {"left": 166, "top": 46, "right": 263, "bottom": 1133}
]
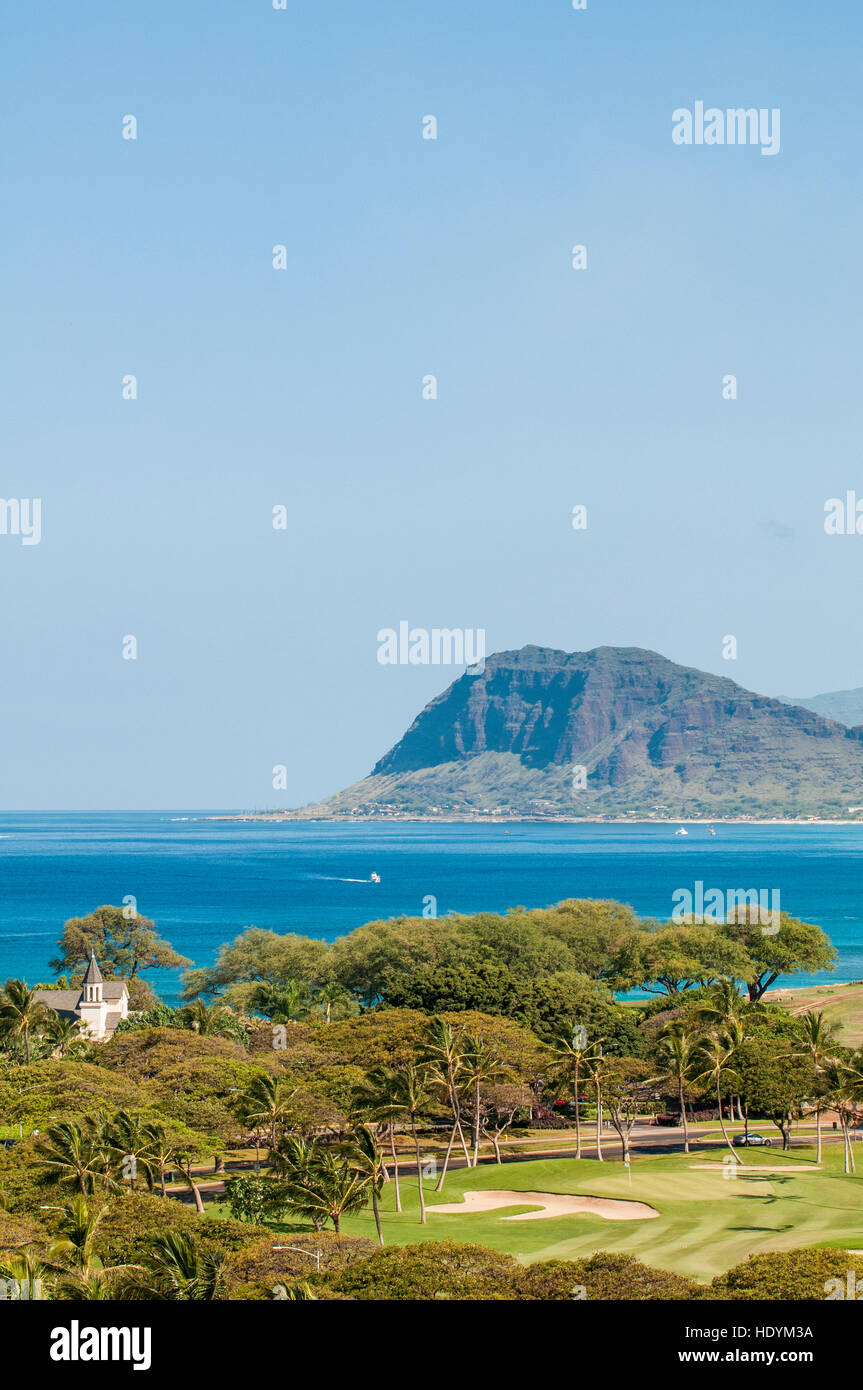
[{"left": 169, "top": 1123, "right": 854, "bottom": 1202}]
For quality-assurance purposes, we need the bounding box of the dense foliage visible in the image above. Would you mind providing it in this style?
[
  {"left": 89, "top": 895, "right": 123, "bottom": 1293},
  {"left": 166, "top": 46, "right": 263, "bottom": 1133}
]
[{"left": 0, "top": 894, "right": 854, "bottom": 1302}]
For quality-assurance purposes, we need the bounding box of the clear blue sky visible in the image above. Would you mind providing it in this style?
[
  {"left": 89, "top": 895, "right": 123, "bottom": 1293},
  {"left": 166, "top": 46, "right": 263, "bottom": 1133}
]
[{"left": 1, "top": 0, "right": 861, "bottom": 809}]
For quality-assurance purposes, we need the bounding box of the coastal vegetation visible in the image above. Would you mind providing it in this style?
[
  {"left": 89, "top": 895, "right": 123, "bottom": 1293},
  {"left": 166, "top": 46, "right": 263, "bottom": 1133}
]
[{"left": 0, "top": 896, "right": 859, "bottom": 1300}]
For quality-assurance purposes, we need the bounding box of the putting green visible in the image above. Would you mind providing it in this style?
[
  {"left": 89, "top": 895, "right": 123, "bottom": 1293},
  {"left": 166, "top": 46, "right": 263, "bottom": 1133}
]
[{"left": 337, "top": 1142, "right": 863, "bottom": 1282}]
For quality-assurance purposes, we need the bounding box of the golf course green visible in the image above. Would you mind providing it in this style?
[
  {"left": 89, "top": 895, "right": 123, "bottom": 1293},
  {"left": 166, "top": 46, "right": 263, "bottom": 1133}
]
[{"left": 337, "top": 1144, "right": 863, "bottom": 1283}]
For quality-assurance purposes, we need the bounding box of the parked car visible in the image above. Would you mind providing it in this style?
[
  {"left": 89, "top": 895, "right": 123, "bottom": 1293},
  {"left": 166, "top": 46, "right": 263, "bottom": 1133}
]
[
  {"left": 0, "top": 1138, "right": 17, "bottom": 1149},
  {"left": 733, "top": 1133, "right": 772, "bottom": 1147}
]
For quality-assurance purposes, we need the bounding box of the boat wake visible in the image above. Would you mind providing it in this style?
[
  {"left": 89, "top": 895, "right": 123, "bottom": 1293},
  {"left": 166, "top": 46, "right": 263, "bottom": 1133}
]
[{"left": 309, "top": 874, "right": 379, "bottom": 884}]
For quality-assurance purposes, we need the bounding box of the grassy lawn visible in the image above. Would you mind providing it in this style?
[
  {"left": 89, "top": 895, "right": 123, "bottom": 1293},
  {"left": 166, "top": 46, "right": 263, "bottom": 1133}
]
[
  {"left": 774, "top": 981, "right": 863, "bottom": 1047},
  {"left": 331, "top": 1143, "right": 863, "bottom": 1284}
]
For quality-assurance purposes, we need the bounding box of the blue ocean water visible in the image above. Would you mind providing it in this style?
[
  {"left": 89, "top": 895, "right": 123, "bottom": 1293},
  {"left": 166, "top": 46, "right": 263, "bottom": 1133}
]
[{"left": 1, "top": 813, "right": 862, "bottom": 1005}]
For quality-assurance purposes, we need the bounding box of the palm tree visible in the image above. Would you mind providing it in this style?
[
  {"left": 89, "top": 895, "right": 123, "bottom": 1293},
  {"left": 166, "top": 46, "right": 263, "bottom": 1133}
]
[
  {"left": 33, "top": 1120, "right": 109, "bottom": 1195},
  {"left": 823, "top": 1053, "right": 863, "bottom": 1175},
  {"left": 546, "top": 1027, "right": 594, "bottom": 1160},
  {"left": 47, "top": 1195, "right": 109, "bottom": 1269},
  {"left": 696, "top": 978, "right": 748, "bottom": 1030},
  {"left": 0, "top": 1247, "right": 52, "bottom": 1300},
  {"left": 387, "top": 1064, "right": 433, "bottom": 1224},
  {"left": 270, "top": 1134, "right": 325, "bottom": 1227},
  {"left": 56, "top": 1267, "right": 134, "bottom": 1300},
  {"left": 793, "top": 1011, "right": 834, "bottom": 1165},
  {"left": 352, "top": 1066, "right": 403, "bottom": 1212},
  {"left": 421, "top": 1017, "right": 470, "bottom": 1190},
  {"left": 138, "top": 1125, "right": 176, "bottom": 1198},
  {"left": 0, "top": 980, "right": 52, "bottom": 1064},
  {"left": 694, "top": 1029, "right": 743, "bottom": 1164},
  {"left": 249, "top": 980, "right": 311, "bottom": 1023},
  {"left": 697, "top": 980, "right": 750, "bottom": 1120},
  {"left": 84, "top": 1112, "right": 121, "bottom": 1193},
  {"left": 271, "top": 1133, "right": 318, "bottom": 1176},
  {"left": 843, "top": 1050, "right": 863, "bottom": 1130},
  {"left": 272, "top": 1281, "right": 317, "bottom": 1300},
  {"left": 236, "top": 1073, "right": 297, "bottom": 1153},
  {"left": 582, "top": 1044, "right": 607, "bottom": 1162},
  {"left": 45, "top": 1195, "right": 142, "bottom": 1298},
  {"left": 314, "top": 980, "right": 351, "bottom": 1024},
  {"left": 124, "top": 1232, "right": 226, "bottom": 1301},
  {"left": 44, "top": 1014, "right": 83, "bottom": 1058},
  {"left": 173, "top": 1151, "right": 206, "bottom": 1214},
  {"left": 107, "top": 1110, "right": 158, "bottom": 1191},
  {"left": 281, "top": 1146, "right": 370, "bottom": 1235},
  {"left": 657, "top": 1022, "right": 698, "bottom": 1154},
  {"left": 180, "top": 999, "right": 237, "bottom": 1037},
  {"left": 461, "top": 1035, "right": 509, "bottom": 1167},
  {"left": 347, "top": 1123, "right": 387, "bottom": 1246}
]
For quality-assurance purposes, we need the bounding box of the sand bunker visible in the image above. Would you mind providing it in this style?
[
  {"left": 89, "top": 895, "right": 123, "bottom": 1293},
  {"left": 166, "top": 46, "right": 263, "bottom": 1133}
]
[{"left": 429, "top": 1190, "right": 659, "bottom": 1222}]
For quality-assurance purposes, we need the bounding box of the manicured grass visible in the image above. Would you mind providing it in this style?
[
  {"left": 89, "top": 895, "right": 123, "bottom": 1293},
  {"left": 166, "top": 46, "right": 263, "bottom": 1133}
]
[
  {"left": 336, "top": 1142, "right": 863, "bottom": 1283},
  {"left": 774, "top": 981, "right": 863, "bottom": 1047}
]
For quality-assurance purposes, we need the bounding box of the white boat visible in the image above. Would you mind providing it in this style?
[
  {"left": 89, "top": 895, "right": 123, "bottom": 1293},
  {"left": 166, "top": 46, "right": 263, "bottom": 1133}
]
[
  {"left": 674, "top": 827, "right": 688, "bottom": 836},
  {"left": 370, "top": 872, "right": 381, "bottom": 883}
]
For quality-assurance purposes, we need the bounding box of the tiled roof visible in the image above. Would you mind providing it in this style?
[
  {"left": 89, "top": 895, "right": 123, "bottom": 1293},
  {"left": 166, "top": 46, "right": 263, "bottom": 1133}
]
[
  {"left": 33, "top": 990, "right": 81, "bottom": 1012},
  {"left": 33, "top": 979, "right": 128, "bottom": 1014}
]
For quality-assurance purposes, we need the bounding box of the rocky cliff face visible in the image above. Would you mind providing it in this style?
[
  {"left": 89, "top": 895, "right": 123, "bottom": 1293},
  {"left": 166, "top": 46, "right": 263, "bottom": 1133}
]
[{"left": 310, "top": 646, "right": 863, "bottom": 817}]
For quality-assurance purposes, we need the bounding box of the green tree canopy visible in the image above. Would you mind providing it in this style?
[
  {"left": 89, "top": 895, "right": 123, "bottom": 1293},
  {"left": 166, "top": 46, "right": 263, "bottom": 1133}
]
[
  {"left": 517, "top": 972, "right": 643, "bottom": 1054},
  {"left": 718, "top": 911, "right": 837, "bottom": 1001},
  {"left": 51, "top": 906, "right": 190, "bottom": 1007},
  {"left": 735, "top": 1036, "right": 819, "bottom": 1147},
  {"left": 622, "top": 922, "right": 753, "bottom": 996},
  {"left": 180, "top": 929, "right": 329, "bottom": 1003}
]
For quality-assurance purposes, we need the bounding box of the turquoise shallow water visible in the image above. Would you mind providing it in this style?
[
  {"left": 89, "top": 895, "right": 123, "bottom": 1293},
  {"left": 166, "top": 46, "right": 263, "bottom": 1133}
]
[{"left": 1, "top": 813, "right": 861, "bottom": 1004}]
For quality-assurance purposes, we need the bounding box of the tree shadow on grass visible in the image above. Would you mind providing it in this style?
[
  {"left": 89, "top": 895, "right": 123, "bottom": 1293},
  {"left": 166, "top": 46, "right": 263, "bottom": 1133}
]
[{"left": 266, "top": 1220, "right": 324, "bottom": 1236}]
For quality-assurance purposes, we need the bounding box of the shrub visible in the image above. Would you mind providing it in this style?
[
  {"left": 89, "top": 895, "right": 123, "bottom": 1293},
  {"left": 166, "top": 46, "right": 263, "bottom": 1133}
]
[
  {"left": 93, "top": 1191, "right": 270, "bottom": 1266},
  {"left": 219, "top": 1174, "right": 288, "bottom": 1224},
  {"left": 322, "top": 1240, "right": 519, "bottom": 1301},
  {"left": 225, "top": 1231, "right": 377, "bottom": 1300},
  {"left": 712, "top": 1247, "right": 854, "bottom": 1301},
  {"left": 515, "top": 1252, "right": 698, "bottom": 1301}
]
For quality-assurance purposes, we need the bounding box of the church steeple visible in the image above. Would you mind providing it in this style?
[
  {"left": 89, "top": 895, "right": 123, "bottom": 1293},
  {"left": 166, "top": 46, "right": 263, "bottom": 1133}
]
[{"left": 82, "top": 952, "right": 103, "bottom": 1003}]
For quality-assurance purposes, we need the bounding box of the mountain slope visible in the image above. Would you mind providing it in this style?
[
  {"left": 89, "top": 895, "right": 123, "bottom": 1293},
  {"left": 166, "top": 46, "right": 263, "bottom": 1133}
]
[
  {"left": 306, "top": 646, "right": 863, "bottom": 818},
  {"left": 778, "top": 687, "right": 863, "bottom": 728}
]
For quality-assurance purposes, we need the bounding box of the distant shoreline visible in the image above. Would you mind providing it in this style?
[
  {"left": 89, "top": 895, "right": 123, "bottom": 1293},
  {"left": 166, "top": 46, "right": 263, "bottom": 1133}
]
[
  {"left": 772, "top": 981, "right": 859, "bottom": 995},
  {"left": 205, "top": 813, "right": 863, "bottom": 826}
]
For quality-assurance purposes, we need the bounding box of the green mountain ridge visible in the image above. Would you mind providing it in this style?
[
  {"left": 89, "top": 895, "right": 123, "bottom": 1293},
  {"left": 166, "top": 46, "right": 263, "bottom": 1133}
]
[{"left": 300, "top": 646, "right": 863, "bottom": 819}]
